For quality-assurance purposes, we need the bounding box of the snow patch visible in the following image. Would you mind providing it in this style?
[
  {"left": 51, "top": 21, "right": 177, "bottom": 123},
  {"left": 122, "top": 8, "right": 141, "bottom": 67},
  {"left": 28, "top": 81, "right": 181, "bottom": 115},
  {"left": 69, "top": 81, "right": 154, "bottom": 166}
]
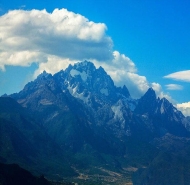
[
  {"left": 39, "top": 99, "right": 53, "bottom": 105},
  {"left": 121, "top": 96, "right": 137, "bottom": 111},
  {"left": 142, "top": 114, "right": 148, "bottom": 118},
  {"left": 111, "top": 103, "right": 125, "bottom": 129},
  {"left": 49, "top": 111, "right": 59, "bottom": 120},
  {"left": 160, "top": 102, "right": 165, "bottom": 114},
  {"left": 128, "top": 102, "right": 136, "bottom": 111},
  {"left": 70, "top": 69, "right": 88, "bottom": 81},
  {"left": 67, "top": 84, "right": 90, "bottom": 104},
  {"left": 100, "top": 88, "right": 109, "bottom": 96}
]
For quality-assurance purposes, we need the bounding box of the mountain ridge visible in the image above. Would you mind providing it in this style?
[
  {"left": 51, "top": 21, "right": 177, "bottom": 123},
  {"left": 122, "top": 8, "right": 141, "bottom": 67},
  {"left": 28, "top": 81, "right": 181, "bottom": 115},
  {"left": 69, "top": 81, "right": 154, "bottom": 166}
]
[{"left": 1, "top": 60, "right": 190, "bottom": 184}]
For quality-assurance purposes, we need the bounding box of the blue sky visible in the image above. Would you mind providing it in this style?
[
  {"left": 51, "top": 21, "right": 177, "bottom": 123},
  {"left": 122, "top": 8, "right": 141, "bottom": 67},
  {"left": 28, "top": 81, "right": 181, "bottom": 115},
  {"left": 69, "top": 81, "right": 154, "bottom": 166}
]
[{"left": 0, "top": 0, "right": 190, "bottom": 115}]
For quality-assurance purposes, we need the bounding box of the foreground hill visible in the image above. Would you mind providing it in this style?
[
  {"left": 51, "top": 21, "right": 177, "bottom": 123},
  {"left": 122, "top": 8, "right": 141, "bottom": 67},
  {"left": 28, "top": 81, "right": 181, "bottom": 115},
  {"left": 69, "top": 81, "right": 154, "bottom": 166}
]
[
  {"left": 0, "top": 162, "right": 50, "bottom": 185},
  {"left": 0, "top": 97, "right": 77, "bottom": 178}
]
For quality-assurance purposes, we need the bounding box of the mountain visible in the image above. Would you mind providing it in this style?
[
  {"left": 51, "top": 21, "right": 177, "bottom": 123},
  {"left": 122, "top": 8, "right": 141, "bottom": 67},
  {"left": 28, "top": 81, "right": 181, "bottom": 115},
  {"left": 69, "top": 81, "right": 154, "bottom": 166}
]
[
  {"left": 1, "top": 60, "right": 190, "bottom": 184},
  {"left": 10, "top": 61, "right": 140, "bottom": 151}
]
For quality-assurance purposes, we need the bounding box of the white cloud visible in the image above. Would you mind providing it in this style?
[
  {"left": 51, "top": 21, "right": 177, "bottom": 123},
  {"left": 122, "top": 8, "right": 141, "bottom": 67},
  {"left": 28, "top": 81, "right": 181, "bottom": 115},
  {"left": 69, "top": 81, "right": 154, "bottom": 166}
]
[
  {"left": 33, "top": 56, "right": 78, "bottom": 78},
  {"left": 112, "top": 51, "right": 137, "bottom": 73},
  {"left": 151, "top": 82, "right": 162, "bottom": 93},
  {"left": 0, "top": 8, "right": 113, "bottom": 70},
  {"left": 164, "top": 70, "right": 190, "bottom": 82},
  {"left": 0, "top": 51, "right": 46, "bottom": 70},
  {"left": 165, "top": 84, "right": 183, "bottom": 90},
  {"left": 176, "top": 102, "right": 190, "bottom": 116}
]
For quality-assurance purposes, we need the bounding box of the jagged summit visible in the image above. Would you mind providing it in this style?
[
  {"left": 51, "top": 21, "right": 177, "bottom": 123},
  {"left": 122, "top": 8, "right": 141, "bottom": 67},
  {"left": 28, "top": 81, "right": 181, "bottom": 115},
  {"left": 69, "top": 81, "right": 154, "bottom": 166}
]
[
  {"left": 32, "top": 61, "right": 136, "bottom": 106},
  {"left": 74, "top": 60, "right": 96, "bottom": 69},
  {"left": 37, "top": 70, "right": 52, "bottom": 79},
  {"left": 134, "top": 87, "right": 158, "bottom": 115},
  {"left": 144, "top": 87, "right": 157, "bottom": 100},
  {"left": 65, "top": 61, "right": 96, "bottom": 77},
  {"left": 53, "top": 61, "right": 132, "bottom": 108},
  {"left": 119, "top": 85, "right": 131, "bottom": 98}
]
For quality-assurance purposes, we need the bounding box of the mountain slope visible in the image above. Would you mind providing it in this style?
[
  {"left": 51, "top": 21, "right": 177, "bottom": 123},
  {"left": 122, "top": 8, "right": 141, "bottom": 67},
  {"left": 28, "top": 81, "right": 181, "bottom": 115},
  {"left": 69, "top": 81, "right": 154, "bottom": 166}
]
[
  {"left": 135, "top": 88, "right": 189, "bottom": 137},
  {"left": 0, "top": 97, "right": 76, "bottom": 179}
]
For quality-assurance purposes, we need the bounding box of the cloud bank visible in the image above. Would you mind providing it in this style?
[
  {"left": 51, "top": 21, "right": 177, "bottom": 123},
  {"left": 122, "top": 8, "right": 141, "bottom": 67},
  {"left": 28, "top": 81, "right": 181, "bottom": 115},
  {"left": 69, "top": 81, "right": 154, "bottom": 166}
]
[{"left": 0, "top": 8, "right": 172, "bottom": 100}]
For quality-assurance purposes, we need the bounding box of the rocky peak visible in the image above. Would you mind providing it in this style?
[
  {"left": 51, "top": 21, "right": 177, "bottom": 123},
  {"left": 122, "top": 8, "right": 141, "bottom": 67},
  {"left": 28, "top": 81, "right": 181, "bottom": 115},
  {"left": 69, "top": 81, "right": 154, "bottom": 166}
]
[
  {"left": 54, "top": 61, "right": 118, "bottom": 102},
  {"left": 75, "top": 60, "right": 96, "bottom": 71},
  {"left": 64, "top": 61, "right": 96, "bottom": 80},
  {"left": 37, "top": 70, "right": 52, "bottom": 80},
  {"left": 122, "top": 85, "right": 130, "bottom": 98},
  {"left": 158, "top": 97, "right": 184, "bottom": 120},
  {"left": 134, "top": 88, "right": 158, "bottom": 115},
  {"left": 144, "top": 87, "right": 157, "bottom": 100}
]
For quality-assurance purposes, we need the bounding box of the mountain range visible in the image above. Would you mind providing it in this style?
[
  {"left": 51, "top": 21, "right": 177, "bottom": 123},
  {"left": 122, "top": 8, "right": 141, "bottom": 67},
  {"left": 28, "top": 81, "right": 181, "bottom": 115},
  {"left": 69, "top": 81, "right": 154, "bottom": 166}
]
[{"left": 1, "top": 61, "right": 190, "bottom": 185}]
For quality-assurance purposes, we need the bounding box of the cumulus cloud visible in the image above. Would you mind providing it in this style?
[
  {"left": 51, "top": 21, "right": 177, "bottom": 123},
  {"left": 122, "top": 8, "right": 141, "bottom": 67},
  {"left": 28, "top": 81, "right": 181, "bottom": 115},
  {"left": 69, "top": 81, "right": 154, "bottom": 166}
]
[
  {"left": 0, "top": 51, "right": 46, "bottom": 70},
  {"left": 165, "top": 84, "right": 183, "bottom": 90},
  {"left": 176, "top": 102, "right": 190, "bottom": 117},
  {"left": 0, "top": 8, "right": 113, "bottom": 71},
  {"left": 164, "top": 70, "right": 190, "bottom": 82},
  {"left": 33, "top": 56, "right": 78, "bottom": 78}
]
